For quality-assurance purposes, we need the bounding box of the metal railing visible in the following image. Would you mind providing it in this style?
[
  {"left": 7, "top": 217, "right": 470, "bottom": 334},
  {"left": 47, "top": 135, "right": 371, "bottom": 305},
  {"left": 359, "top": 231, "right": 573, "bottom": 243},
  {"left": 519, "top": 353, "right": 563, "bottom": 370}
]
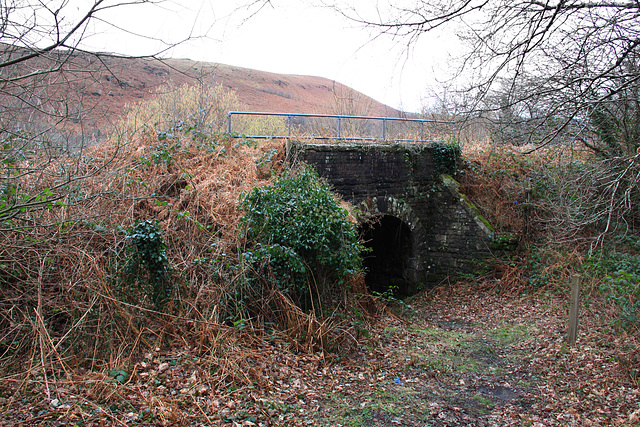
[{"left": 226, "top": 111, "right": 455, "bottom": 142}]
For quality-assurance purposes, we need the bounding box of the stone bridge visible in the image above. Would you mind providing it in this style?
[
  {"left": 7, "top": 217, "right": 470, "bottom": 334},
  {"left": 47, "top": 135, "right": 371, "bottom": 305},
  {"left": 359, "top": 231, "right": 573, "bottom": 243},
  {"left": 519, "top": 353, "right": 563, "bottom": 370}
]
[{"left": 286, "top": 141, "right": 496, "bottom": 296}]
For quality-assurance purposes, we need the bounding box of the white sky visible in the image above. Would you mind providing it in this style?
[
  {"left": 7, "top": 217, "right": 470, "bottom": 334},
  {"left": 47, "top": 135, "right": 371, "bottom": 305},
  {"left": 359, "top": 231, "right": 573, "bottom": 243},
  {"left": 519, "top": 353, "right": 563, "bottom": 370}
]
[{"left": 84, "top": 0, "right": 456, "bottom": 112}]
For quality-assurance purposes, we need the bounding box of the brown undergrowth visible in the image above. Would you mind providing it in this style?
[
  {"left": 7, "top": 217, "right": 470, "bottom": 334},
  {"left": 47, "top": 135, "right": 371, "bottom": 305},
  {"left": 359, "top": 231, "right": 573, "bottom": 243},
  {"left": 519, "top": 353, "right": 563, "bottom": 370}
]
[
  {"left": 459, "top": 143, "right": 573, "bottom": 236},
  {"left": 457, "top": 142, "right": 635, "bottom": 300},
  {"left": 0, "top": 123, "right": 384, "bottom": 425}
]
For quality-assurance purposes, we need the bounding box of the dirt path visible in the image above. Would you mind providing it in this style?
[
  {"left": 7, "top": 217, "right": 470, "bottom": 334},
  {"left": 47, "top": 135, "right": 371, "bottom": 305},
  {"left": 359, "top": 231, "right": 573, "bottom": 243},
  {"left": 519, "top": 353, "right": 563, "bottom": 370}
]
[{"left": 305, "top": 286, "right": 639, "bottom": 426}]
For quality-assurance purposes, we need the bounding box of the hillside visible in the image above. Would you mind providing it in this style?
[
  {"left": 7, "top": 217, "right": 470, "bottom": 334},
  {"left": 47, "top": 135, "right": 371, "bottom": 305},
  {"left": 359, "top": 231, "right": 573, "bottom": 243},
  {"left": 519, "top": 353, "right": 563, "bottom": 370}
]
[
  {"left": 88, "top": 55, "right": 401, "bottom": 118},
  {"left": 0, "top": 45, "right": 400, "bottom": 135}
]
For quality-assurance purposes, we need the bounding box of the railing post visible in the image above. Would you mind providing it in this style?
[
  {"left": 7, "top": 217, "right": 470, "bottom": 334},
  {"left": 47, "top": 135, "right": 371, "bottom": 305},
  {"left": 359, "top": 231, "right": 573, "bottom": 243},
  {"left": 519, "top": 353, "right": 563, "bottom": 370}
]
[
  {"left": 288, "top": 115, "right": 292, "bottom": 138},
  {"left": 382, "top": 118, "right": 386, "bottom": 141},
  {"left": 338, "top": 116, "right": 341, "bottom": 140},
  {"left": 420, "top": 121, "right": 424, "bottom": 142},
  {"left": 227, "top": 112, "right": 232, "bottom": 135}
]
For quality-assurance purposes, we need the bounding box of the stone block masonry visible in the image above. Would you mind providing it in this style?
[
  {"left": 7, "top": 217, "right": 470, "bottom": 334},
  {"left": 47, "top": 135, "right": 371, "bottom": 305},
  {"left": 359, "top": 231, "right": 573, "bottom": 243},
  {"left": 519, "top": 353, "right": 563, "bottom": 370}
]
[{"left": 287, "top": 141, "right": 494, "bottom": 295}]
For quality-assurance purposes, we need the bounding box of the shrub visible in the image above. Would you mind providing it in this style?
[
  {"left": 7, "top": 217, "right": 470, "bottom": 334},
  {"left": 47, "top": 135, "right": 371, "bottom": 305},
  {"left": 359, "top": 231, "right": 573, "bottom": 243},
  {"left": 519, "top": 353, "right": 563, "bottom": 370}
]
[
  {"left": 240, "top": 167, "right": 363, "bottom": 312},
  {"left": 594, "top": 235, "right": 640, "bottom": 331},
  {"left": 119, "top": 82, "right": 242, "bottom": 143},
  {"left": 235, "top": 115, "right": 288, "bottom": 137}
]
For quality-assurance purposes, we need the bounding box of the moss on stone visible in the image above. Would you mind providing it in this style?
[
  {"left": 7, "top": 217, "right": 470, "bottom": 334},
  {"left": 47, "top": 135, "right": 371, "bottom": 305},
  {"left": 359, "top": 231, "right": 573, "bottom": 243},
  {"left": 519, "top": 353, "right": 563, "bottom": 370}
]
[
  {"left": 441, "top": 175, "right": 495, "bottom": 234},
  {"left": 462, "top": 195, "right": 495, "bottom": 232}
]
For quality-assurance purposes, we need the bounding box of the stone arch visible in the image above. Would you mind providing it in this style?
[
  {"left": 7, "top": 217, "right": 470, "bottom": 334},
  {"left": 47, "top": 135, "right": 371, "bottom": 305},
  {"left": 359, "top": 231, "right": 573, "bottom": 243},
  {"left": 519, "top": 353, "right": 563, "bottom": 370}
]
[
  {"left": 357, "top": 196, "right": 422, "bottom": 233},
  {"left": 357, "top": 197, "right": 425, "bottom": 297}
]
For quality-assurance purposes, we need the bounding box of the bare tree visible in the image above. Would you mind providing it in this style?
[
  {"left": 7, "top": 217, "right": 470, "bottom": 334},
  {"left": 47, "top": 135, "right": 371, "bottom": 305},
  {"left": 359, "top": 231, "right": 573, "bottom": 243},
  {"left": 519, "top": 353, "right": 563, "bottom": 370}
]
[
  {"left": 327, "top": 1, "right": 640, "bottom": 151},
  {"left": 324, "top": 84, "right": 376, "bottom": 138},
  {"left": 324, "top": 0, "right": 640, "bottom": 244},
  {"left": 0, "top": 2, "right": 164, "bottom": 222}
]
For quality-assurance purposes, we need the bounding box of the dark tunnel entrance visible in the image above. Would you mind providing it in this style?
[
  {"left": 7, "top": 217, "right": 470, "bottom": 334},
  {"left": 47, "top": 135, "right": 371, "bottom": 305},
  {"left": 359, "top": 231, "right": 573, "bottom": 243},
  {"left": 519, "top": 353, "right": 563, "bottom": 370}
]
[{"left": 360, "top": 215, "right": 414, "bottom": 298}]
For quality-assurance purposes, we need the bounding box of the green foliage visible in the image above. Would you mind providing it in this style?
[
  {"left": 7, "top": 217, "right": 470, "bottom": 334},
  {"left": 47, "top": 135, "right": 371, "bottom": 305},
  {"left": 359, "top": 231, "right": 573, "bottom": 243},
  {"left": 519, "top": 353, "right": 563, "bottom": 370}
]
[
  {"left": 108, "top": 368, "right": 130, "bottom": 384},
  {"left": 122, "top": 220, "right": 173, "bottom": 310},
  {"left": 591, "top": 250, "right": 640, "bottom": 278},
  {"left": 430, "top": 139, "right": 462, "bottom": 176},
  {"left": 590, "top": 105, "right": 625, "bottom": 157},
  {"left": 489, "top": 234, "right": 519, "bottom": 251},
  {"left": 524, "top": 246, "right": 579, "bottom": 292},
  {"left": 592, "top": 235, "right": 640, "bottom": 331},
  {"left": 149, "top": 142, "right": 181, "bottom": 165},
  {"left": 587, "top": 57, "right": 640, "bottom": 158},
  {"left": 240, "top": 167, "right": 363, "bottom": 311},
  {"left": 601, "top": 270, "right": 640, "bottom": 331}
]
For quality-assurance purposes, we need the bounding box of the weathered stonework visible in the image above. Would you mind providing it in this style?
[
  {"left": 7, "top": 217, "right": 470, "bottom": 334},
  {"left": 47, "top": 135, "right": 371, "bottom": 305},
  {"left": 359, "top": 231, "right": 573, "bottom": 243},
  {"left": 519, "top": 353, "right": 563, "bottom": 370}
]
[{"left": 286, "top": 141, "right": 493, "bottom": 294}]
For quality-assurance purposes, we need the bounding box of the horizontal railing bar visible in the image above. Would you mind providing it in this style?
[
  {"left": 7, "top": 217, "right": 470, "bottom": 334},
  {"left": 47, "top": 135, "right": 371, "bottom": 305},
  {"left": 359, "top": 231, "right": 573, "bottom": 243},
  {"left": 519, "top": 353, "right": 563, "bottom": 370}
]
[
  {"left": 233, "top": 135, "right": 432, "bottom": 142},
  {"left": 227, "top": 111, "right": 454, "bottom": 125}
]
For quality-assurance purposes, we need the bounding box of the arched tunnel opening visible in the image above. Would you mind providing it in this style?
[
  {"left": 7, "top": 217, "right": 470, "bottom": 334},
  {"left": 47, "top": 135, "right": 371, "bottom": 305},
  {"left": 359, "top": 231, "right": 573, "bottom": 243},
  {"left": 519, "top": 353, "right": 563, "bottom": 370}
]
[{"left": 359, "top": 215, "right": 414, "bottom": 298}]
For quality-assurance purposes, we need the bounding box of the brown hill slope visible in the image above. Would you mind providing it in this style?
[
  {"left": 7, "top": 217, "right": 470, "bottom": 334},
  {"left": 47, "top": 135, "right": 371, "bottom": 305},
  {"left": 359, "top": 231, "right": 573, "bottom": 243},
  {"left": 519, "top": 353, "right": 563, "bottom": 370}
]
[{"left": 0, "top": 45, "right": 400, "bottom": 135}]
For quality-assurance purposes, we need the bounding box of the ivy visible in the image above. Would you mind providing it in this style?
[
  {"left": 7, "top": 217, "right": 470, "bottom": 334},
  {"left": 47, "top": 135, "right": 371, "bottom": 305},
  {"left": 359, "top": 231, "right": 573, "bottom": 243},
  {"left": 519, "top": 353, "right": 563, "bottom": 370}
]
[
  {"left": 430, "top": 139, "right": 462, "bottom": 176},
  {"left": 594, "top": 235, "right": 640, "bottom": 331},
  {"left": 122, "top": 220, "right": 173, "bottom": 310},
  {"left": 601, "top": 270, "right": 640, "bottom": 331}
]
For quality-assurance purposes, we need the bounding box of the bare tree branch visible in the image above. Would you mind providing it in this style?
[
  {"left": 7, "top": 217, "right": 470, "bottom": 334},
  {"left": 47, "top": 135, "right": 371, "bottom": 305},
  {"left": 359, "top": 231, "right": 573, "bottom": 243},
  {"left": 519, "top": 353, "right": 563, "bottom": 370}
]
[
  {"left": 325, "top": 0, "right": 640, "bottom": 243},
  {"left": 0, "top": 0, "right": 273, "bottom": 225}
]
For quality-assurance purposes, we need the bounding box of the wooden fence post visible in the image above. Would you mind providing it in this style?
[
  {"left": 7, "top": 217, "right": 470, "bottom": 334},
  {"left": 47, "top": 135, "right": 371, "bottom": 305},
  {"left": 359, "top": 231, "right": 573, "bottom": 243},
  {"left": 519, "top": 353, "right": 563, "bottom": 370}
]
[{"left": 567, "top": 274, "right": 581, "bottom": 345}]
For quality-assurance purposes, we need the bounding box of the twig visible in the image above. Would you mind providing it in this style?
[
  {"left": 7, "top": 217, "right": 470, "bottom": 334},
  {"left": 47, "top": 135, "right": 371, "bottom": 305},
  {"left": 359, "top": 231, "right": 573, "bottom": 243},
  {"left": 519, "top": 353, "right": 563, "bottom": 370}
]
[{"left": 36, "top": 259, "right": 52, "bottom": 401}]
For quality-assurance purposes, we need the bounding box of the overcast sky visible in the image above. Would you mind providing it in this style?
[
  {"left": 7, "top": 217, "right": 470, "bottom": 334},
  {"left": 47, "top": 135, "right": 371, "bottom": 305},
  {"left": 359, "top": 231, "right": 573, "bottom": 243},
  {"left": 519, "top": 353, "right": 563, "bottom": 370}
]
[{"left": 87, "top": 0, "right": 455, "bottom": 112}]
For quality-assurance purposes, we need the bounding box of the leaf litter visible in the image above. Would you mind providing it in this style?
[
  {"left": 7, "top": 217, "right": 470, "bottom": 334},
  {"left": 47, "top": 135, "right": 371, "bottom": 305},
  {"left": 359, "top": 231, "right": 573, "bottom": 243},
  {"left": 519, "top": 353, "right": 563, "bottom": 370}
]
[{"left": 2, "top": 280, "right": 638, "bottom": 426}]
